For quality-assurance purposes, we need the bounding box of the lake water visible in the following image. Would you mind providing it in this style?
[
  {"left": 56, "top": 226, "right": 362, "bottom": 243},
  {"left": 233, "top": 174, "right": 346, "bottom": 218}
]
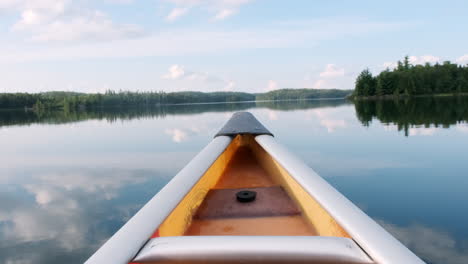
[{"left": 1, "top": 97, "right": 468, "bottom": 264}]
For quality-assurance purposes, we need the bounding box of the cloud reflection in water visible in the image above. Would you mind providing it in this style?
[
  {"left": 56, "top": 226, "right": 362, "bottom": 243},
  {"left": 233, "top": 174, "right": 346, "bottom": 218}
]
[
  {"left": 379, "top": 221, "right": 468, "bottom": 264},
  {"left": 0, "top": 167, "right": 170, "bottom": 264}
]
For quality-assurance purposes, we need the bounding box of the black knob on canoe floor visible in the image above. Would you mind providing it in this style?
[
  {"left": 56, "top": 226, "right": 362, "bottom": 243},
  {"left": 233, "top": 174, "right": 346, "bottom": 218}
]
[{"left": 236, "top": 190, "right": 257, "bottom": 203}]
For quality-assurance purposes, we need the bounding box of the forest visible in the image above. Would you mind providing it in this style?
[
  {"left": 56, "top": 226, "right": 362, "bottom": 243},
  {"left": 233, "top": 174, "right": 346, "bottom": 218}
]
[
  {"left": 0, "top": 89, "right": 351, "bottom": 110},
  {"left": 353, "top": 56, "right": 468, "bottom": 97},
  {"left": 255, "top": 88, "right": 350, "bottom": 101}
]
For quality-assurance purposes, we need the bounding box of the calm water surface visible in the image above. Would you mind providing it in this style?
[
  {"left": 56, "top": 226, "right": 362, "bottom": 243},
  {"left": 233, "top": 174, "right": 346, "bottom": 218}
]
[{"left": 1, "top": 98, "right": 468, "bottom": 264}]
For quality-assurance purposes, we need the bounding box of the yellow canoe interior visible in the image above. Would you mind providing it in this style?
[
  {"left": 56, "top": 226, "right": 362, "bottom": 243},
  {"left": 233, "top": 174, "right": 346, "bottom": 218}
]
[{"left": 156, "top": 135, "right": 350, "bottom": 239}]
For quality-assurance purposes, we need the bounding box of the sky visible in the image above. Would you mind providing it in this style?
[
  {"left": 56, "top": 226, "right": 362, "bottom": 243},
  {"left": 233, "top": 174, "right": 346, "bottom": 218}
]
[{"left": 0, "top": 0, "right": 467, "bottom": 93}]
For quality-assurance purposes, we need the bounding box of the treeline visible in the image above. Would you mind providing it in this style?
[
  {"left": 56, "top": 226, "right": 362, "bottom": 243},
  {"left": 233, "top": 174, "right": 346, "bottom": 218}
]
[
  {"left": 353, "top": 56, "right": 468, "bottom": 97},
  {"left": 0, "top": 89, "right": 351, "bottom": 110},
  {"left": 354, "top": 96, "right": 468, "bottom": 136},
  {"left": 256, "top": 88, "right": 351, "bottom": 101}
]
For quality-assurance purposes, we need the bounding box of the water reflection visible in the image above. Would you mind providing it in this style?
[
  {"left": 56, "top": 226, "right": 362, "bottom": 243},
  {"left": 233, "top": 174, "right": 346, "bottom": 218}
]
[
  {"left": 0, "top": 98, "right": 467, "bottom": 264},
  {"left": 379, "top": 221, "right": 468, "bottom": 264},
  {"left": 307, "top": 108, "right": 348, "bottom": 133},
  {"left": 354, "top": 96, "right": 468, "bottom": 136},
  {"left": 0, "top": 168, "right": 170, "bottom": 264},
  {"left": 0, "top": 99, "right": 349, "bottom": 129},
  {"left": 3, "top": 97, "right": 468, "bottom": 138}
]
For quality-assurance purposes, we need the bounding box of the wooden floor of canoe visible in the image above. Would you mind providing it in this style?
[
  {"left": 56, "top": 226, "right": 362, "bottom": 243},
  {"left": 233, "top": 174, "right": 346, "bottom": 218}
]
[
  {"left": 185, "top": 216, "right": 316, "bottom": 236},
  {"left": 214, "top": 146, "right": 275, "bottom": 189},
  {"left": 184, "top": 146, "right": 317, "bottom": 236}
]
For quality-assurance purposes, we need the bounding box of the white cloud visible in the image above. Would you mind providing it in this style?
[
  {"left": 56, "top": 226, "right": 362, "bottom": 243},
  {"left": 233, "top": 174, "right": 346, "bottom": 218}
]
[
  {"left": 165, "top": 0, "right": 252, "bottom": 21},
  {"left": 1, "top": 0, "right": 68, "bottom": 23},
  {"left": 186, "top": 72, "right": 210, "bottom": 81},
  {"left": 16, "top": 9, "right": 45, "bottom": 26},
  {"left": 33, "top": 14, "right": 142, "bottom": 43},
  {"left": 214, "top": 8, "right": 236, "bottom": 20},
  {"left": 311, "top": 77, "right": 349, "bottom": 89},
  {"left": 166, "top": 7, "right": 189, "bottom": 21},
  {"left": 313, "top": 79, "right": 327, "bottom": 89},
  {"left": 224, "top": 81, "right": 235, "bottom": 90},
  {"left": 409, "top": 55, "right": 440, "bottom": 65},
  {"left": 0, "top": 0, "right": 21, "bottom": 10},
  {"left": 310, "top": 64, "right": 347, "bottom": 89},
  {"left": 266, "top": 80, "right": 278, "bottom": 91},
  {"left": 104, "top": 0, "right": 135, "bottom": 3},
  {"left": 383, "top": 55, "right": 441, "bottom": 69},
  {"left": 456, "top": 54, "right": 468, "bottom": 65},
  {"left": 162, "top": 64, "right": 216, "bottom": 81},
  {"left": 162, "top": 64, "right": 186, "bottom": 80},
  {"left": 383, "top": 54, "right": 468, "bottom": 70},
  {"left": 162, "top": 64, "right": 236, "bottom": 91},
  {"left": 382, "top": 61, "right": 398, "bottom": 69},
  {"left": 166, "top": 0, "right": 203, "bottom": 5},
  {"left": 7, "top": 0, "right": 144, "bottom": 43},
  {"left": 0, "top": 18, "right": 408, "bottom": 63},
  {"left": 6, "top": 0, "right": 67, "bottom": 28},
  {"left": 319, "top": 64, "right": 345, "bottom": 78}
]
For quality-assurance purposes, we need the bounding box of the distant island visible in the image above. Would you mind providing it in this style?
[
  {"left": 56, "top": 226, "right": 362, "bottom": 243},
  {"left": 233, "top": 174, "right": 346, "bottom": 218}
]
[
  {"left": 0, "top": 89, "right": 352, "bottom": 111},
  {"left": 352, "top": 56, "right": 468, "bottom": 99}
]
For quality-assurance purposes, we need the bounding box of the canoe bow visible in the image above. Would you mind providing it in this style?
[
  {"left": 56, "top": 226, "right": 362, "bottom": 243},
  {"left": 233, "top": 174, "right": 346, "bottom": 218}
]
[{"left": 86, "top": 112, "right": 424, "bottom": 264}]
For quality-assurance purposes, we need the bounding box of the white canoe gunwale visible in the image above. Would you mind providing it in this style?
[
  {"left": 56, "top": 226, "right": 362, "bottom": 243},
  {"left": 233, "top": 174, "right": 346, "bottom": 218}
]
[
  {"left": 134, "top": 236, "right": 373, "bottom": 263},
  {"left": 85, "top": 112, "right": 425, "bottom": 264}
]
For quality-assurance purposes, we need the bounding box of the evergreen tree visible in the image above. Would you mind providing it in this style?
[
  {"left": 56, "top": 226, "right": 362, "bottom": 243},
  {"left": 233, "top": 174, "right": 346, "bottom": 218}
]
[
  {"left": 354, "top": 56, "right": 468, "bottom": 97},
  {"left": 355, "top": 69, "right": 377, "bottom": 96}
]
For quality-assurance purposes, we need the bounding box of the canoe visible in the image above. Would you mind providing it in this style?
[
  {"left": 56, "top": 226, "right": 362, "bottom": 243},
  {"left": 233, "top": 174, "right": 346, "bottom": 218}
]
[{"left": 86, "top": 112, "right": 424, "bottom": 264}]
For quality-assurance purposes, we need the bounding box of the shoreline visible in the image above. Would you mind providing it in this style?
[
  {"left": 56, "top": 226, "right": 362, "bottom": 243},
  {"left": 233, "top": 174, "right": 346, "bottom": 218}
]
[
  {"left": 164, "top": 97, "right": 347, "bottom": 106},
  {"left": 349, "top": 93, "right": 468, "bottom": 101},
  {"left": 0, "top": 97, "right": 349, "bottom": 111}
]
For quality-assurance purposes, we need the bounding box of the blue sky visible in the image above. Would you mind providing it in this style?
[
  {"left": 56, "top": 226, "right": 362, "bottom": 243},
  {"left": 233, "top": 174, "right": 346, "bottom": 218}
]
[{"left": 0, "top": 0, "right": 467, "bottom": 93}]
